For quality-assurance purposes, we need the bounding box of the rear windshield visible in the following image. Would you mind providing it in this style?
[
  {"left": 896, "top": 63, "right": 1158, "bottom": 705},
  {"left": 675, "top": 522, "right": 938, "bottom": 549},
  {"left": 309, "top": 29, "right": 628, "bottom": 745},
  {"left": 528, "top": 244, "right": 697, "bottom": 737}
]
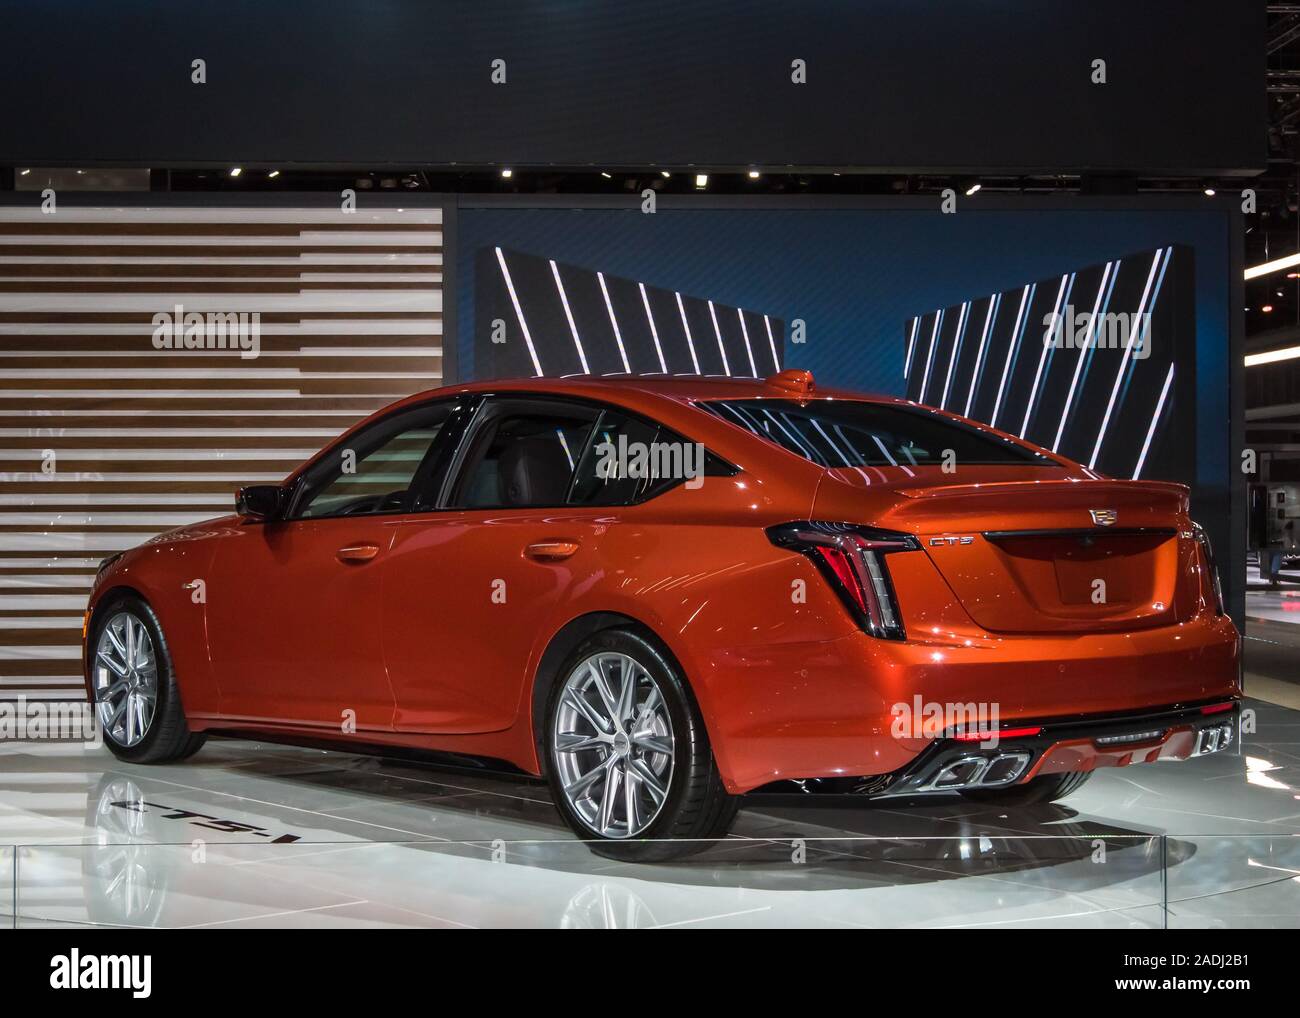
[{"left": 701, "top": 399, "right": 1052, "bottom": 468}]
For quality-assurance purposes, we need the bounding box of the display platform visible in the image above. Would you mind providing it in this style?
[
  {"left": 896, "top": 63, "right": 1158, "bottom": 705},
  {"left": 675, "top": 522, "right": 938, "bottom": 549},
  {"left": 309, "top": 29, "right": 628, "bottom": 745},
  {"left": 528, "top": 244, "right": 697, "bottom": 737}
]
[{"left": 2, "top": 697, "right": 1298, "bottom": 929}]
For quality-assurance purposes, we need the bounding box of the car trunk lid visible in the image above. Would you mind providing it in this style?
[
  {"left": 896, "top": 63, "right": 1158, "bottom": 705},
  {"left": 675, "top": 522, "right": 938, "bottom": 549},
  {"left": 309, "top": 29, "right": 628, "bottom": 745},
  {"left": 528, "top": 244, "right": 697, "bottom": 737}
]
[{"left": 815, "top": 473, "right": 1192, "bottom": 633}]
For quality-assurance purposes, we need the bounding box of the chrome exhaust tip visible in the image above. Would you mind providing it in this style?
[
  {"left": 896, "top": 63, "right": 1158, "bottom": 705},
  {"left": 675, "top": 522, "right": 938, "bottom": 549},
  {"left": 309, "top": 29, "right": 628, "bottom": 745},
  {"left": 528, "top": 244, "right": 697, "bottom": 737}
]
[{"left": 920, "top": 751, "right": 1032, "bottom": 792}]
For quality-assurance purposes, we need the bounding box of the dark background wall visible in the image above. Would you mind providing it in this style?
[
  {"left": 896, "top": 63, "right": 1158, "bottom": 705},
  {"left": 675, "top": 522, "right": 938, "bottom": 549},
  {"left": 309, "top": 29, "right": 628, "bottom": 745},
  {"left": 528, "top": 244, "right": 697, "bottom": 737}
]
[
  {"left": 455, "top": 199, "right": 1239, "bottom": 612},
  {"left": 0, "top": 0, "right": 1264, "bottom": 173}
]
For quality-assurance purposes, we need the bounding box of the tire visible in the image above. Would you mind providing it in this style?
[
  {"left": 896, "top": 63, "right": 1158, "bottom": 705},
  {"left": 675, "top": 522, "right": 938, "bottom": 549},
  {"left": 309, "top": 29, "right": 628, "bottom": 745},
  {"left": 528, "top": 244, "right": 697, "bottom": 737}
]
[
  {"left": 89, "top": 594, "right": 207, "bottom": 764},
  {"left": 960, "top": 769, "right": 1093, "bottom": 806},
  {"left": 543, "top": 628, "right": 738, "bottom": 861}
]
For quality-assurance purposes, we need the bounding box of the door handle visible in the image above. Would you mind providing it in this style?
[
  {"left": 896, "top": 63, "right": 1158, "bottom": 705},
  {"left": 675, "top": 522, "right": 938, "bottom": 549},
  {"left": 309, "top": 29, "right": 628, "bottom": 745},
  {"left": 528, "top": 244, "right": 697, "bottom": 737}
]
[
  {"left": 525, "top": 540, "right": 579, "bottom": 562},
  {"left": 336, "top": 543, "right": 380, "bottom": 564}
]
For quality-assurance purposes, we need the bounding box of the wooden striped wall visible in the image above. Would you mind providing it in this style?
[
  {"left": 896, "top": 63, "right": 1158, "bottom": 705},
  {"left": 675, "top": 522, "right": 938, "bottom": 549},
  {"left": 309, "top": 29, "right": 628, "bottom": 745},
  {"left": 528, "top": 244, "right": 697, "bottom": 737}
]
[{"left": 0, "top": 205, "right": 445, "bottom": 700}]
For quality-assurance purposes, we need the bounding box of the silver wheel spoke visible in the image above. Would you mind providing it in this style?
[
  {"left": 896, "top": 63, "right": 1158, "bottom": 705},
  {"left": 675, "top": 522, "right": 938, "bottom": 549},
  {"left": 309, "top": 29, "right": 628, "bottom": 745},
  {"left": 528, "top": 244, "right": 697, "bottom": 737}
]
[
  {"left": 562, "top": 687, "right": 611, "bottom": 735},
  {"left": 624, "top": 764, "right": 640, "bottom": 832},
  {"left": 631, "top": 731, "right": 673, "bottom": 756},
  {"left": 589, "top": 658, "right": 620, "bottom": 720},
  {"left": 565, "top": 754, "right": 614, "bottom": 799},
  {"left": 552, "top": 650, "right": 676, "bottom": 840},
  {"left": 555, "top": 732, "right": 606, "bottom": 753},
  {"left": 629, "top": 757, "right": 668, "bottom": 805},
  {"left": 598, "top": 761, "right": 621, "bottom": 834},
  {"left": 613, "top": 657, "right": 636, "bottom": 725},
  {"left": 97, "top": 649, "right": 129, "bottom": 678}
]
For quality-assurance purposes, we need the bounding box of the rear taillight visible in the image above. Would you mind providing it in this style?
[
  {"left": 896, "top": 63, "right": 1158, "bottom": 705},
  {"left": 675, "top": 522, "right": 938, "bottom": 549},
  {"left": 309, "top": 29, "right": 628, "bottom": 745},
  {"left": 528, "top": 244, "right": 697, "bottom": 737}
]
[
  {"left": 1192, "top": 522, "right": 1225, "bottom": 616},
  {"left": 768, "top": 521, "right": 919, "bottom": 639}
]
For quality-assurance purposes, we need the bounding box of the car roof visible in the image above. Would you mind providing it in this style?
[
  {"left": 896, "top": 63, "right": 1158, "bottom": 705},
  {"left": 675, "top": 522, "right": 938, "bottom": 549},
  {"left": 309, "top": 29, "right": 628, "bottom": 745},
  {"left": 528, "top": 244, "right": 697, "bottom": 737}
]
[{"left": 395, "top": 373, "right": 903, "bottom": 411}]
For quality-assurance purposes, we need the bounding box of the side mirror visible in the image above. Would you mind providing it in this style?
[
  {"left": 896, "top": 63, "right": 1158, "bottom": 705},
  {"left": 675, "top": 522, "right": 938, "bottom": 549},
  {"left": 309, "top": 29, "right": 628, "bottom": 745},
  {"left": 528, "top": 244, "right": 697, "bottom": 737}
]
[{"left": 235, "top": 484, "right": 286, "bottom": 521}]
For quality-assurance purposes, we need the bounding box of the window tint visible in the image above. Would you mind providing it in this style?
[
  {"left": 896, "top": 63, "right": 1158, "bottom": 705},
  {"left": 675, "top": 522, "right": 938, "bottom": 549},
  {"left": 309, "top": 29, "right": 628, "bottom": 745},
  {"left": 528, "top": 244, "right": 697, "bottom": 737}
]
[
  {"left": 703, "top": 399, "right": 1051, "bottom": 467},
  {"left": 294, "top": 403, "right": 452, "bottom": 519},
  {"left": 569, "top": 411, "right": 663, "bottom": 506},
  {"left": 452, "top": 408, "right": 597, "bottom": 509},
  {"left": 569, "top": 409, "right": 733, "bottom": 506}
]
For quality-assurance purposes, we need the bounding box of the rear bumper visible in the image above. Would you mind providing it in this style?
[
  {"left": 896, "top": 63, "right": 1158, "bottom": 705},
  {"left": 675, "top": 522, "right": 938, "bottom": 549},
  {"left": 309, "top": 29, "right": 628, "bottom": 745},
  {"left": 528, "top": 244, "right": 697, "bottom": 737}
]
[
  {"left": 754, "top": 699, "right": 1240, "bottom": 798},
  {"left": 703, "top": 609, "right": 1240, "bottom": 794}
]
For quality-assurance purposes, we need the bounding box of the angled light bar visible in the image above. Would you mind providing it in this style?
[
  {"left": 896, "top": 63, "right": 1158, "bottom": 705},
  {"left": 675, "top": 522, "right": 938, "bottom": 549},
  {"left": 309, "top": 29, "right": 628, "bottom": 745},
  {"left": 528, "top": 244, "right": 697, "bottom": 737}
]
[
  {"left": 597, "top": 271, "right": 631, "bottom": 373},
  {"left": 1245, "top": 344, "right": 1300, "bottom": 367},
  {"left": 675, "top": 291, "right": 701, "bottom": 374},
  {"left": 639, "top": 282, "right": 668, "bottom": 373},
  {"left": 1245, "top": 252, "right": 1300, "bottom": 281},
  {"left": 550, "top": 259, "right": 590, "bottom": 374},
  {"left": 495, "top": 247, "right": 543, "bottom": 376}
]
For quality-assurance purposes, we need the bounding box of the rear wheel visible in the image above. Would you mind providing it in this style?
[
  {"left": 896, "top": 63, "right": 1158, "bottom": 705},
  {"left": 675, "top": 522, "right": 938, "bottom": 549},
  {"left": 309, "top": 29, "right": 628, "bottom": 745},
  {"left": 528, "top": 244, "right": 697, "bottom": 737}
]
[
  {"left": 90, "top": 594, "right": 207, "bottom": 764},
  {"left": 960, "top": 769, "right": 1093, "bottom": 806},
  {"left": 544, "top": 629, "right": 738, "bottom": 861}
]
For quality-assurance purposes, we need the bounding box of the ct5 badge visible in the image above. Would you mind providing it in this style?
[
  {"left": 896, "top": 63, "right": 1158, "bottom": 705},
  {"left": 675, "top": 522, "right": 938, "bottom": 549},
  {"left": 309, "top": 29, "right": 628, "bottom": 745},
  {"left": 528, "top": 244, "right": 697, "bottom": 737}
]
[{"left": 929, "top": 535, "right": 975, "bottom": 547}]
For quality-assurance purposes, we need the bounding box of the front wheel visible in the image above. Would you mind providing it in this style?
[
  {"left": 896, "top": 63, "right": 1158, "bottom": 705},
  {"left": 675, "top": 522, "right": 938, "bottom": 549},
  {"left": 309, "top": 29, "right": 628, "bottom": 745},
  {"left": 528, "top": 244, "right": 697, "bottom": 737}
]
[
  {"left": 89, "top": 594, "right": 207, "bottom": 764},
  {"left": 544, "top": 629, "right": 738, "bottom": 861},
  {"left": 960, "top": 769, "right": 1093, "bottom": 806}
]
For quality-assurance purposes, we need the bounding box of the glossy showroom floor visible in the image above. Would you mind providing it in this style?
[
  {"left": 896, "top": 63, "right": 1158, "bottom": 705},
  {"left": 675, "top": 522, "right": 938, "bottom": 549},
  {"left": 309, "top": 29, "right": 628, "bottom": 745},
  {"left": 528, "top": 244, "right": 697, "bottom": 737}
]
[{"left": 1, "top": 689, "right": 1298, "bottom": 929}]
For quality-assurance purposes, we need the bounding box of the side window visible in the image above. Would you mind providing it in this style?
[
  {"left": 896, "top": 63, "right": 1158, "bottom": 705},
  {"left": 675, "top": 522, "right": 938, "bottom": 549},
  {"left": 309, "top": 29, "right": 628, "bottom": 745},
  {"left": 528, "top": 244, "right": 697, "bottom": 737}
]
[
  {"left": 451, "top": 405, "right": 597, "bottom": 509},
  {"left": 293, "top": 403, "right": 453, "bottom": 519},
  {"left": 570, "top": 410, "right": 735, "bottom": 507},
  {"left": 569, "top": 411, "right": 666, "bottom": 506}
]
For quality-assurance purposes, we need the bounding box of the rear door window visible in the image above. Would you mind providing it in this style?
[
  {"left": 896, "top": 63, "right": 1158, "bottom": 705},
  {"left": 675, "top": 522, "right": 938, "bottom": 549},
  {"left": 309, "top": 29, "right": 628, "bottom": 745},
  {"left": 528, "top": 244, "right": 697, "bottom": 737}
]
[{"left": 449, "top": 402, "right": 598, "bottom": 509}]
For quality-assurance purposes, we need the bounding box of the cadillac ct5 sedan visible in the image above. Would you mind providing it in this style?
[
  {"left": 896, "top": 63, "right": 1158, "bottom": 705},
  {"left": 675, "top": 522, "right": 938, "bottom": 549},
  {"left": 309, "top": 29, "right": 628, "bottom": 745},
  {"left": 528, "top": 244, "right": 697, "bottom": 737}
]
[{"left": 84, "top": 370, "right": 1241, "bottom": 858}]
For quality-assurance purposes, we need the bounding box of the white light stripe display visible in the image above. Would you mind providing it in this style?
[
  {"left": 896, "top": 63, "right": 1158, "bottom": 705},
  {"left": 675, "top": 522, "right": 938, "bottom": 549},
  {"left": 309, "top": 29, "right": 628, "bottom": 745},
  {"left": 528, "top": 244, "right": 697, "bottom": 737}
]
[
  {"left": 763, "top": 316, "right": 781, "bottom": 372},
  {"left": 918, "top": 309, "right": 944, "bottom": 404},
  {"left": 597, "top": 271, "right": 632, "bottom": 373},
  {"left": 495, "top": 247, "right": 543, "bottom": 376},
  {"left": 940, "top": 301, "right": 970, "bottom": 410},
  {"left": 641, "top": 283, "right": 669, "bottom": 373},
  {"left": 737, "top": 308, "right": 758, "bottom": 377},
  {"left": 707, "top": 300, "right": 731, "bottom": 375},
  {"left": 676, "top": 292, "right": 701, "bottom": 374},
  {"left": 1133, "top": 364, "right": 1175, "bottom": 479},
  {"left": 551, "top": 259, "right": 590, "bottom": 374},
  {"left": 991, "top": 284, "right": 1034, "bottom": 429},
  {"left": 1053, "top": 260, "right": 1115, "bottom": 453},
  {"left": 1089, "top": 247, "right": 1169, "bottom": 469},
  {"left": 1021, "top": 273, "right": 1072, "bottom": 438}
]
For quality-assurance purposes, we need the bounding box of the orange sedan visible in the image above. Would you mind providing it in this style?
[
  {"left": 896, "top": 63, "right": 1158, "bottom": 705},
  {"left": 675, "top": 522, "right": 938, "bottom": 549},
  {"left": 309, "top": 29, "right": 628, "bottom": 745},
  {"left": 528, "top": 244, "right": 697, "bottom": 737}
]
[{"left": 83, "top": 370, "right": 1241, "bottom": 858}]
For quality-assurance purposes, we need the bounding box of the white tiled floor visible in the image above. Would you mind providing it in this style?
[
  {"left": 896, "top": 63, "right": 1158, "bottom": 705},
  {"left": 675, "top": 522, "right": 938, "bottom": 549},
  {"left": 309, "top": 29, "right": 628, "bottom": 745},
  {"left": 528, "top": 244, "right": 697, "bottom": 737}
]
[{"left": 2, "top": 695, "right": 1299, "bottom": 928}]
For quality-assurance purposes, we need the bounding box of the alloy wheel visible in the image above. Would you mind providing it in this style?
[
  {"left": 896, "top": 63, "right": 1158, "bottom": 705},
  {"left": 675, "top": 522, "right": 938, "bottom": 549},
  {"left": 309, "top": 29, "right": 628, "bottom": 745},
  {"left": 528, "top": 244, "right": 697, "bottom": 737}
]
[
  {"left": 93, "top": 611, "right": 159, "bottom": 748},
  {"left": 552, "top": 651, "right": 675, "bottom": 839}
]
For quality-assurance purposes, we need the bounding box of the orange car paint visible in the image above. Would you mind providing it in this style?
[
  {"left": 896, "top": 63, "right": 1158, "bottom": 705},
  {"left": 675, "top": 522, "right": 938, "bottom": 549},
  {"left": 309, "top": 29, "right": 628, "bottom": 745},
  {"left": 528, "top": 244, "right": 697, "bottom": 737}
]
[{"left": 84, "top": 375, "right": 1241, "bottom": 794}]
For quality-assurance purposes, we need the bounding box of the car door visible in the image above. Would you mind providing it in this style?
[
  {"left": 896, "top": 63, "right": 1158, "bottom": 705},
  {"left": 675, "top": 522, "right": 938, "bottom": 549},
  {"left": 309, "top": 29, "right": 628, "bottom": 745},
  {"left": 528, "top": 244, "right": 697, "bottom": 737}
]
[
  {"left": 380, "top": 397, "right": 692, "bottom": 734},
  {"left": 205, "top": 398, "right": 463, "bottom": 729}
]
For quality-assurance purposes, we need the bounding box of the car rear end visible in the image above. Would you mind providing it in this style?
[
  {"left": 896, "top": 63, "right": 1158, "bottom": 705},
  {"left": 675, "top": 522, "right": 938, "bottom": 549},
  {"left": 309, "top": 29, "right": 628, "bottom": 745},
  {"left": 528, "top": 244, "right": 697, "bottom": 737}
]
[{"left": 694, "top": 385, "right": 1241, "bottom": 797}]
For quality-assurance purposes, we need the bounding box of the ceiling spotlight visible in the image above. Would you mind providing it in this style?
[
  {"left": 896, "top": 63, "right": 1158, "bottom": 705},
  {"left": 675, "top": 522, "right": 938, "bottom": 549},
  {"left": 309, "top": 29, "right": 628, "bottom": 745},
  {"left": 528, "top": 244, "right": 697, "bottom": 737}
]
[
  {"left": 660, "top": 171, "right": 671, "bottom": 178},
  {"left": 267, "top": 170, "right": 280, "bottom": 179},
  {"left": 965, "top": 182, "right": 982, "bottom": 196},
  {"left": 1204, "top": 188, "right": 1216, "bottom": 196},
  {"left": 1289, "top": 272, "right": 1300, "bottom": 279},
  {"left": 18, "top": 168, "right": 30, "bottom": 176},
  {"left": 695, "top": 174, "right": 709, "bottom": 188},
  {"left": 500, "top": 168, "right": 513, "bottom": 178},
  {"left": 748, "top": 170, "right": 761, "bottom": 179},
  {"left": 600, "top": 171, "right": 612, "bottom": 179},
  {"left": 229, "top": 167, "right": 242, "bottom": 177},
  {"left": 1263, "top": 304, "right": 1275, "bottom": 313}
]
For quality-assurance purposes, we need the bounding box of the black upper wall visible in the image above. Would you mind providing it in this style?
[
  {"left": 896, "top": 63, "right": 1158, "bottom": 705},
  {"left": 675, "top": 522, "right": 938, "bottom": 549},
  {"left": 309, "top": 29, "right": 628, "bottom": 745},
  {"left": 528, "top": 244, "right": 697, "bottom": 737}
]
[{"left": 0, "top": 0, "right": 1265, "bottom": 173}]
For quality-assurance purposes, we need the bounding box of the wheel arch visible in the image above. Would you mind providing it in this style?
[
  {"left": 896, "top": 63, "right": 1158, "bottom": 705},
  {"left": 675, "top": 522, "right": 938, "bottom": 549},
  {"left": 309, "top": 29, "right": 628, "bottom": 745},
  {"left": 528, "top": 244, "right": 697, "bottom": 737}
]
[
  {"left": 528, "top": 610, "right": 708, "bottom": 779},
  {"left": 83, "top": 583, "right": 151, "bottom": 694}
]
